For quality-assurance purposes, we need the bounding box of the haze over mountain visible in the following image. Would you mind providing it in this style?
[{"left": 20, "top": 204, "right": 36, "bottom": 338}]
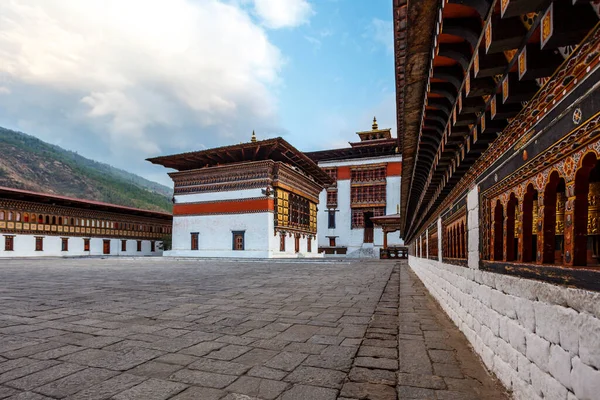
[{"left": 0, "top": 127, "right": 173, "bottom": 213}]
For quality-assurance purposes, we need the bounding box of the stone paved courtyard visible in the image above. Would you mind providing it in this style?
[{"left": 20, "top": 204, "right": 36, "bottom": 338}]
[{"left": 0, "top": 258, "right": 507, "bottom": 399}]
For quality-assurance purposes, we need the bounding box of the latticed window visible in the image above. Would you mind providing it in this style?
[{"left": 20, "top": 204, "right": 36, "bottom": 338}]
[
  {"left": 35, "top": 237, "right": 43, "bottom": 251},
  {"left": 350, "top": 166, "right": 386, "bottom": 182},
  {"left": 327, "top": 190, "right": 338, "bottom": 207},
  {"left": 351, "top": 207, "right": 385, "bottom": 229},
  {"left": 323, "top": 167, "right": 338, "bottom": 183},
  {"left": 351, "top": 184, "right": 386, "bottom": 204},
  {"left": 275, "top": 189, "right": 317, "bottom": 233},
  {"left": 4, "top": 236, "right": 14, "bottom": 251}
]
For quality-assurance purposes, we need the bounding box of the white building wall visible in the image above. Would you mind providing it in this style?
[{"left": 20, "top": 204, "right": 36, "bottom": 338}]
[
  {"left": 0, "top": 234, "right": 161, "bottom": 257},
  {"left": 317, "top": 156, "right": 403, "bottom": 255},
  {"left": 409, "top": 256, "right": 600, "bottom": 400},
  {"left": 169, "top": 189, "right": 321, "bottom": 258}
]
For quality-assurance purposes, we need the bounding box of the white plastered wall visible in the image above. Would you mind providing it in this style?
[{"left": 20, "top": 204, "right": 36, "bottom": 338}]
[
  {"left": 316, "top": 155, "right": 403, "bottom": 254},
  {"left": 0, "top": 234, "right": 161, "bottom": 257},
  {"left": 168, "top": 188, "right": 321, "bottom": 258}
]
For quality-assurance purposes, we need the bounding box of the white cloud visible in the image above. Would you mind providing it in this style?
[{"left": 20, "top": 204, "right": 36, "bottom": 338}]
[
  {"left": 0, "top": 87, "right": 10, "bottom": 95},
  {"left": 367, "top": 18, "right": 393, "bottom": 54},
  {"left": 0, "top": 0, "right": 287, "bottom": 168},
  {"left": 252, "top": 0, "right": 314, "bottom": 29}
]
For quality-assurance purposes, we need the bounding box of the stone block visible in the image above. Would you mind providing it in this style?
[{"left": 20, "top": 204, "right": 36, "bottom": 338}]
[
  {"left": 557, "top": 308, "right": 579, "bottom": 355},
  {"left": 578, "top": 314, "right": 600, "bottom": 370},
  {"left": 517, "top": 353, "right": 531, "bottom": 383},
  {"left": 169, "top": 369, "right": 238, "bottom": 388},
  {"left": 66, "top": 373, "right": 146, "bottom": 400},
  {"left": 340, "top": 382, "right": 396, "bottom": 400},
  {"left": 534, "top": 302, "right": 561, "bottom": 344},
  {"left": 507, "top": 319, "right": 527, "bottom": 356},
  {"left": 224, "top": 376, "right": 288, "bottom": 400},
  {"left": 280, "top": 384, "right": 337, "bottom": 400},
  {"left": 548, "top": 344, "right": 572, "bottom": 391},
  {"left": 264, "top": 352, "right": 308, "bottom": 372},
  {"left": 514, "top": 297, "right": 535, "bottom": 333},
  {"left": 526, "top": 333, "right": 550, "bottom": 373},
  {"left": 529, "top": 365, "right": 568, "bottom": 400},
  {"left": 112, "top": 378, "right": 188, "bottom": 400},
  {"left": 571, "top": 357, "right": 600, "bottom": 400},
  {"left": 349, "top": 367, "right": 396, "bottom": 386},
  {"left": 491, "top": 290, "right": 517, "bottom": 319},
  {"left": 284, "top": 366, "right": 346, "bottom": 389}
]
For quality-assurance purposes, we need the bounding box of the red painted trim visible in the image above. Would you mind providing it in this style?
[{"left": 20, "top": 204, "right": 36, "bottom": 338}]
[
  {"left": 387, "top": 162, "right": 402, "bottom": 177},
  {"left": 173, "top": 198, "right": 274, "bottom": 216},
  {"left": 337, "top": 166, "right": 351, "bottom": 180}
]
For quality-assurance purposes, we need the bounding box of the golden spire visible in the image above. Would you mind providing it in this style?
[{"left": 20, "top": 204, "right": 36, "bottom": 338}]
[
  {"left": 251, "top": 130, "right": 257, "bottom": 143},
  {"left": 372, "top": 116, "right": 378, "bottom": 130}
]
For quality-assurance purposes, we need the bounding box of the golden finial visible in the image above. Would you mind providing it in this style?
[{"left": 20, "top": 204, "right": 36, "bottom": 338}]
[
  {"left": 372, "top": 116, "right": 378, "bottom": 130},
  {"left": 251, "top": 130, "right": 257, "bottom": 143}
]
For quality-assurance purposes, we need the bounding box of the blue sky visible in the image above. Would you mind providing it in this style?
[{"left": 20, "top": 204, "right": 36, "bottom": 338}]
[{"left": 0, "top": 0, "right": 395, "bottom": 185}]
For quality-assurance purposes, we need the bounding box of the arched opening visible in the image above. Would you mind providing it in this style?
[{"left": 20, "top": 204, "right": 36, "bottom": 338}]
[
  {"left": 52, "top": 216, "right": 56, "bottom": 225},
  {"left": 542, "top": 171, "right": 564, "bottom": 264},
  {"left": 506, "top": 193, "right": 518, "bottom": 261},
  {"left": 574, "top": 153, "right": 599, "bottom": 266},
  {"left": 460, "top": 222, "right": 466, "bottom": 258},
  {"left": 38, "top": 215, "right": 44, "bottom": 224},
  {"left": 522, "top": 184, "right": 538, "bottom": 263},
  {"left": 493, "top": 200, "right": 504, "bottom": 260}
]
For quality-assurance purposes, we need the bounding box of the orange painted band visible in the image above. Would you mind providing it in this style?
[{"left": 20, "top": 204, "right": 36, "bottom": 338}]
[
  {"left": 387, "top": 162, "right": 402, "bottom": 176},
  {"left": 173, "top": 198, "right": 274, "bottom": 216}
]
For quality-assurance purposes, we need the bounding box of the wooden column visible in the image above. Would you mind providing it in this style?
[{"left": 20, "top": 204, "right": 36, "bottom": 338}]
[
  {"left": 503, "top": 209, "right": 508, "bottom": 261},
  {"left": 490, "top": 207, "right": 496, "bottom": 261},
  {"left": 564, "top": 182, "right": 577, "bottom": 266},
  {"left": 383, "top": 229, "right": 388, "bottom": 250},
  {"left": 517, "top": 201, "right": 525, "bottom": 262},
  {"left": 536, "top": 193, "right": 546, "bottom": 264}
]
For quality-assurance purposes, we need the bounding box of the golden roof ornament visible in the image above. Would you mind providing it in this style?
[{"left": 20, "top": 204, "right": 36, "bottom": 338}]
[
  {"left": 251, "top": 130, "right": 257, "bottom": 143},
  {"left": 372, "top": 116, "right": 378, "bottom": 130}
]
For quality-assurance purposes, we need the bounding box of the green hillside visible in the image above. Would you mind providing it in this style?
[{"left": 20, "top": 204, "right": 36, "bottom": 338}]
[{"left": 0, "top": 127, "right": 173, "bottom": 213}]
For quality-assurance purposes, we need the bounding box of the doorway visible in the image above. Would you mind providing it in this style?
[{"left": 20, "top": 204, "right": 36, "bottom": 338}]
[
  {"left": 364, "top": 211, "right": 374, "bottom": 243},
  {"left": 103, "top": 240, "right": 110, "bottom": 255}
]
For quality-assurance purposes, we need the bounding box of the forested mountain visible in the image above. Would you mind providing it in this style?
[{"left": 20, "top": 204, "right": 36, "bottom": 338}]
[{"left": 0, "top": 127, "right": 172, "bottom": 212}]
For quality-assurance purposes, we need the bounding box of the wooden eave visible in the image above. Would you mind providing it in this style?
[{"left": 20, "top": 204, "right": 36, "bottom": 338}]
[
  {"left": 305, "top": 139, "right": 399, "bottom": 163},
  {"left": 0, "top": 186, "right": 173, "bottom": 220},
  {"left": 394, "top": 0, "right": 439, "bottom": 237},
  {"left": 147, "top": 137, "right": 333, "bottom": 187}
]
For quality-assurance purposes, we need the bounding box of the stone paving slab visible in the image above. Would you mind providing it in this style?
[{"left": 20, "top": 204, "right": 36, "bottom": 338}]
[{"left": 0, "top": 258, "right": 509, "bottom": 399}]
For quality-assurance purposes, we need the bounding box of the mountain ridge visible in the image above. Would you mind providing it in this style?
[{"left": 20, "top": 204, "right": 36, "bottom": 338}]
[{"left": 0, "top": 127, "right": 173, "bottom": 213}]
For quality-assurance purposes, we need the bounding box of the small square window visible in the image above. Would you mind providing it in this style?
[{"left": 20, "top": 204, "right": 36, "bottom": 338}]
[
  {"left": 35, "top": 237, "right": 44, "bottom": 252},
  {"left": 232, "top": 231, "right": 245, "bottom": 251},
  {"left": 4, "top": 236, "right": 14, "bottom": 251}
]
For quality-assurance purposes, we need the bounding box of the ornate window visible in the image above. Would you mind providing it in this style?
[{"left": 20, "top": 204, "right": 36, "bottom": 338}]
[
  {"left": 4, "top": 236, "right": 14, "bottom": 251},
  {"left": 326, "top": 190, "right": 338, "bottom": 208},
  {"left": 275, "top": 189, "right": 317, "bottom": 233},
  {"left": 0, "top": 211, "right": 4, "bottom": 221},
  {"left": 35, "top": 237, "right": 43, "bottom": 251},
  {"left": 328, "top": 210, "right": 336, "bottom": 229},
  {"left": 232, "top": 231, "right": 245, "bottom": 251},
  {"left": 351, "top": 207, "right": 385, "bottom": 229}
]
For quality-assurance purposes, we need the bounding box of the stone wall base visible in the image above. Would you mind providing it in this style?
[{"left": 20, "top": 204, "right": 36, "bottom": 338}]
[{"left": 409, "top": 256, "right": 600, "bottom": 400}]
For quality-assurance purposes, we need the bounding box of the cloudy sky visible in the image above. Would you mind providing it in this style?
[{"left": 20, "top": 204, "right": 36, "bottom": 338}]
[{"left": 0, "top": 0, "right": 396, "bottom": 186}]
